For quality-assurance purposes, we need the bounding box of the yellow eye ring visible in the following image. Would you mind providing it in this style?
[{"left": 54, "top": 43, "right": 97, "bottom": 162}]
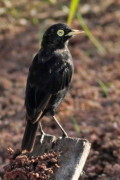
[{"left": 57, "top": 29, "right": 64, "bottom": 36}]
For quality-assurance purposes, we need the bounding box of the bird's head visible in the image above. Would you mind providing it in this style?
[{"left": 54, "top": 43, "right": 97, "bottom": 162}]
[{"left": 41, "top": 23, "right": 84, "bottom": 49}]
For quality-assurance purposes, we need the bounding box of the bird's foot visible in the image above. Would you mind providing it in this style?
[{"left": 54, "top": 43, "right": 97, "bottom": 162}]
[
  {"left": 21, "top": 149, "right": 31, "bottom": 156},
  {"left": 62, "top": 132, "right": 68, "bottom": 138},
  {"left": 40, "top": 132, "right": 46, "bottom": 144}
]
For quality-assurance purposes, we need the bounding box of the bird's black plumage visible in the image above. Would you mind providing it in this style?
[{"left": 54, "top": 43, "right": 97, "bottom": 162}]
[{"left": 21, "top": 23, "right": 82, "bottom": 152}]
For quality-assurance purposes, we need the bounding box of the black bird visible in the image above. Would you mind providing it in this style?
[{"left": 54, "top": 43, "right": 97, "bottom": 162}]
[{"left": 21, "top": 23, "right": 84, "bottom": 153}]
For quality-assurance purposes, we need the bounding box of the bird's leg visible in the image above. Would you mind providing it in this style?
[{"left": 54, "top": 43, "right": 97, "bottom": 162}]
[
  {"left": 39, "top": 122, "right": 45, "bottom": 144},
  {"left": 52, "top": 115, "right": 68, "bottom": 138},
  {"left": 39, "top": 122, "right": 45, "bottom": 135}
]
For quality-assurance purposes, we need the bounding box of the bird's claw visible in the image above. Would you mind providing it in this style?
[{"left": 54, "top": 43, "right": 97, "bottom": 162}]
[
  {"left": 62, "top": 132, "right": 68, "bottom": 138},
  {"left": 40, "top": 132, "right": 46, "bottom": 144}
]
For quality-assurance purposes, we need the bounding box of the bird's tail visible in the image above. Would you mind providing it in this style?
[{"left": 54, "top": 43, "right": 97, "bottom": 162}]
[{"left": 21, "top": 120, "right": 39, "bottom": 153}]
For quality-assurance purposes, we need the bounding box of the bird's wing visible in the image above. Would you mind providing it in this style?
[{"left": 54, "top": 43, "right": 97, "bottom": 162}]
[
  {"left": 25, "top": 54, "right": 52, "bottom": 123},
  {"left": 25, "top": 53, "right": 73, "bottom": 123},
  {"left": 25, "top": 81, "right": 51, "bottom": 123}
]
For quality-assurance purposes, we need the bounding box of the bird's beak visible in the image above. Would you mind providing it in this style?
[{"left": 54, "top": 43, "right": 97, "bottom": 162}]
[{"left": 66, "top": 29, "right": 85, "bottom": 36}]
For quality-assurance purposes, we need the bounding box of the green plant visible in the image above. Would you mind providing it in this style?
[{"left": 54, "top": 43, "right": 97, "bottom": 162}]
[
  {"left": 31, "top": 17, "right": 39, "bottom": 25},
  {"left": 45, "top": 0, "right": 57, "bottom": 4},
  {"left": 67, "top": 0, "right": 106, "bottom": 55},
  {"left": 67, "top": 0, "right": 80, "bottom": 26},
  {"left": 38, "top": 21, "right": 48, "bottom": 46},
  {"left": 76, "top": 13, "right": 106, "bottom": 55},
  {"left": 97, "top": 79, "right": 110, "bottom": 97},
  {"left": 71, "top": 117, "right": 80, "bottom": 134}
]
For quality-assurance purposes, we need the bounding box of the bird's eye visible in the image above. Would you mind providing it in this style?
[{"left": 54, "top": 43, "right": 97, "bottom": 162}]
[{"left": 57, "top": 29, "right": 64, "bottom": 36}]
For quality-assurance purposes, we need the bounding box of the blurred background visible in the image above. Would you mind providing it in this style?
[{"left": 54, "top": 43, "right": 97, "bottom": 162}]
[{"left": 0, "top": 0, "right": 120, "bottom": 179}]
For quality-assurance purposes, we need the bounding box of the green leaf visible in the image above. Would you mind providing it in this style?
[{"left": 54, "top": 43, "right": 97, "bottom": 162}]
[
  {"left": 71, "top": 117, "right": 80, "bottom": 134},
  {"left": 76, "top": 13, "right": 106, "bottom": 55},
  {"left": 97, "top": 79, "right": 109, "bottom": 97},
  {"left": 67, "top": 0, "right": 80, "bottom": 26}
]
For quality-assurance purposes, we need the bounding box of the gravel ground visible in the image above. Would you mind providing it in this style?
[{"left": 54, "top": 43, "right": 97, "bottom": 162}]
[{"left": 0, "top": 0, "right": 120, "bottom": 179}]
